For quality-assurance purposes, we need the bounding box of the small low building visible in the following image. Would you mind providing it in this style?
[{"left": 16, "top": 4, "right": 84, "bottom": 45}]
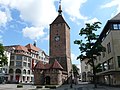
[{"left": 34, "top": 59, "right": 63, "bottom": 85}]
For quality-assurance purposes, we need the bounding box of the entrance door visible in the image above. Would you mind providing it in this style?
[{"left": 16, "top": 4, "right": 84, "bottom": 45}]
[
  {"left": 16, "top": 75, "right": 20, "bottom": 83},
  {"left": 45, "top": 76, "right": 50, "bottom": 85}
]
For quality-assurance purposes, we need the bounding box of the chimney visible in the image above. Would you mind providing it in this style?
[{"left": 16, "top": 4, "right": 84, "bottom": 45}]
[{"left": 33, "top": 40, "right": 36, "bottom": 47}]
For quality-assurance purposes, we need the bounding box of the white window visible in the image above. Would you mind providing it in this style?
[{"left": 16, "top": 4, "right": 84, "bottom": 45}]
[{"left": 113, "top": 24, "right": 118, "bottom": 29}]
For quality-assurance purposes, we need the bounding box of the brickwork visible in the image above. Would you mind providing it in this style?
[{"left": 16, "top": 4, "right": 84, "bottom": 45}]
[{"left": 34, "top": 69, "right": 62, "bottom": 85}]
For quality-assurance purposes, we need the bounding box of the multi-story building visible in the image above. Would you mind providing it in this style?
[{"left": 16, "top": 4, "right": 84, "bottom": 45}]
[
  {"left": 94, "top": 13, "right": 120, "bottom": 86},
  {"left": 0, "top": 50, "right": 11, "bottom": 83},
  {"left": 81, "top": 58, "right": 92, "bottom": 82},
  {"left": 4, "top": 43, "right": 49, "bottom": 83}
]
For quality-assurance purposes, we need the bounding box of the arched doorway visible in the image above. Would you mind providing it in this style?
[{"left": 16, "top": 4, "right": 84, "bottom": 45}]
[
  {"left": 45, "top": 76, "right": 50, "bottom": 85},
  {"left": 82, "top": 72, "right": 86, "bottom": 82}
]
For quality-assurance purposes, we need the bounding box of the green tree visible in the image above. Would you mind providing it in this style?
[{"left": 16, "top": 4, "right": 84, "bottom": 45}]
[
  {"left": 72, "top": 64, "right": 79, "bottom": 77},
  {"left": 74, "top": 22, "right": 105, "bottom": 88},
  {"left": 0, "top": 43, "right": 8, "bottom": 67},
  {"left": 72, "top": 64, "right": 79, "bottom": 84}
]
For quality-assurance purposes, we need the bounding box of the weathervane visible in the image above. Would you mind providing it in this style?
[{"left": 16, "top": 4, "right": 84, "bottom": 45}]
[{"left": 58, "top": 0, "right": 62, "bottom": 15}]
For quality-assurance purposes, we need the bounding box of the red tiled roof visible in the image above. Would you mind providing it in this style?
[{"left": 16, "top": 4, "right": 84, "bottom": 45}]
[
  {"left": 52, "top": 59, "right": 63, "bottom": 70},
  {"left": 34, "top": 60, "right": 63, "bottom": 70},
  {"left": 25, "top": 44, "right": 40, "bottom": 51},
  {"left": 34, "top": 61, "right": 45, "bottom": 69},
  {"left": 15, "top": 45, "right": 28, "bottom": 52},
  {"left": 44, "top": 63, "right": 51, "bottom": 69}
]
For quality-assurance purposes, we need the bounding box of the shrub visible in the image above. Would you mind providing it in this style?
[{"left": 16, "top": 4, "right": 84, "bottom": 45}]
[
  {"left": 17, "top": 84, "right": 23, "bottom": 88},
  {"left": 45, "top": 85, "right": 57, "bottom": 89}
]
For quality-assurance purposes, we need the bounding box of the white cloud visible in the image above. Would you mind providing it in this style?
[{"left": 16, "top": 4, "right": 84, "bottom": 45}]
[
  {"left": 62, "top": 0, "right": 87, "bottom": 21},
  {"left": 101, "top": 0, "right": 120, "bottom": 14},
  {"left": 4, "top": 0, "right": 57, "bottom": 27},
  {"left": 0, "top": 11, "right": 7, "bottom": 25},
  {"left": 71, "top": 53, "right": 80, "bottom": 64},
  {"left": 0, "top": 11, "right": 8, "bottom": 26},
  {"left": 0, "top": 0, "right": 57, "bottom": 40},
  {"left": 22, "top": 26, "right": 45, "bottom": 40},
  {"left": 84, "top": 17, "right": 99, "bottom": 24},
  {"left": 0, "top": 0, "right": 88, "bottom": 40},
  {"left": 0, "top": 2, "right": 12, "bottom": 27},
  {"left": 43, "top": 35, "right": 49, "bottom": 41}
]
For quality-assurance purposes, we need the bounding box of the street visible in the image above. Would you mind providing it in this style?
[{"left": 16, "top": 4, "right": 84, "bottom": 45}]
[{"left": 0, "top": 82, "right": 120, "bottom": 90}]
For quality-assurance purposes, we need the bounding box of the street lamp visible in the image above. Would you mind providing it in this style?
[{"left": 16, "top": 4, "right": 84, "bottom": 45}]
[{"left": 69, "top": 69, "right": 73, "bottom": 88}]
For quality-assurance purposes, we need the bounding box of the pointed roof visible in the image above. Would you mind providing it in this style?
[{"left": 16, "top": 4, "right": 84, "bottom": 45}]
[
  {"left": 34, "top": 61, "right": 45, "bottom": 69},
  {"left": 51, "top": 14, "right": 70, "bottom": 29},
  {"left": 51, "top": 15, "right": 65, "bottom": 24},
  {"left": 50, "top": 1, "right": 70, "bottom": 29},
  {"left": 52, "top": 59, "right": 63, "bottom": 70},
  {"left": 34, "top": 60, "right": 63, "bottom": 70},
  {"left": 111, "top": 13, "right": 120, "bottom": 21},
  {"left": 25, "top": 44, "right": 39, "bottom": 51}
]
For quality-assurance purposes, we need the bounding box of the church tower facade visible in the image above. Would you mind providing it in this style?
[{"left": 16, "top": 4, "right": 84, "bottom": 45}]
[{"left": 49, "top": 2, "right": 72, "bottom": 77}]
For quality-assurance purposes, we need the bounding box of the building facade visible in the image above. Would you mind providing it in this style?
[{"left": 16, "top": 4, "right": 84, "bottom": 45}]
[
  {"left": 34, "top": 60, "right": 63, "bottom": 85},
  {"left": 0, "top": 50, "right": 11, "bottom": 83},
  {"left": 94, "top": 13, "right": 120, "bottom": 86},
  {"left": 34, "top": 3, "right": 72, "bottom": 85},
  {"left": 80, "top": 58, "right": 92, "bottom": 82},
  {"left": 4, "top": 43, "right": 49, "bottom": 84}
]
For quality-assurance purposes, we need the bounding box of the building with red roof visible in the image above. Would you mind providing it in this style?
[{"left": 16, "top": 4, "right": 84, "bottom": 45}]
[{"left": 4, "top": 43, "right": 49, "bottom": 84}]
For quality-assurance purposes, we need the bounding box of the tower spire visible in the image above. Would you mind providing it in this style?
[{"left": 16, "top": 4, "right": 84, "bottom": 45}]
[{"left": 58, "top": 0, "right": 62, "bottom": 15}]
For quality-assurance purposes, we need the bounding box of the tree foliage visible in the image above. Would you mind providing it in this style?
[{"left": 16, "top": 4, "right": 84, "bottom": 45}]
[
  {"left": 72, "top": 64, "right": 79, "bottom": 76},
  {"left": 74, "top": 22, "right": 105, "bottom": 65},
  {"left": 74, "top": 22, "right": 106, "bottom": 88},
  {"left": 0, "top": 43, "right": 8, "bottom": 67}
]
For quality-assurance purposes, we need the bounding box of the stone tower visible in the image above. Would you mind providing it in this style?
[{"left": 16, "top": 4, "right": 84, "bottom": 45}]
[{"left": 49, "top": 2, "right": 72, "bottom": 77}]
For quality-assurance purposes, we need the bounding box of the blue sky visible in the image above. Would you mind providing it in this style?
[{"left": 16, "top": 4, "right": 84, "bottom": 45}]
[{"left": 0, "top": 0, "right": 120, "bottom": 65}]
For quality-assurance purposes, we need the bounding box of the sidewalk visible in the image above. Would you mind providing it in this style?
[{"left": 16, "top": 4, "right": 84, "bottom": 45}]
[{"left": 0, "top": 83, "right": 120, "bottom": 90}]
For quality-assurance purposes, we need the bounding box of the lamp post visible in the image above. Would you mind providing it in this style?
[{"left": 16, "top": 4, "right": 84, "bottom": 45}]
[{"left": 70, "top": 69, "right": 73, "bottom": 88}]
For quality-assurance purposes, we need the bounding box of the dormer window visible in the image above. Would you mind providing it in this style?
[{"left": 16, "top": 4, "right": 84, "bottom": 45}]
[
  {"left": 113, "top": 24, "right": 118, "bottom": 29},
  {"left": 119, "top": 24, "right": 120, "bottom": 29},
  {"left": 113, "top": 24, "right": 120, "bottom": 30}
]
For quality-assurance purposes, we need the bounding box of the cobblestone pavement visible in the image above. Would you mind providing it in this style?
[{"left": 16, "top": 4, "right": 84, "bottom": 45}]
[{"left": 0, "top": 83, "right": 120, "bottom": 90}]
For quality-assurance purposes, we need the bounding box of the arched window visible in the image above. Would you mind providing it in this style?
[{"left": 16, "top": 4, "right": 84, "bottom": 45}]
[
  {"left": 15, "top": 69, "right": 21, "bottom": 74},
  {"left": 9, "top": 69, "right": 13, "bottom": 73},
  {"left": 23, "top": 69, "right": 26, "bottom": 74},
  {"left": 28, "top": 70, "right": 30, "bottom": 74}
]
